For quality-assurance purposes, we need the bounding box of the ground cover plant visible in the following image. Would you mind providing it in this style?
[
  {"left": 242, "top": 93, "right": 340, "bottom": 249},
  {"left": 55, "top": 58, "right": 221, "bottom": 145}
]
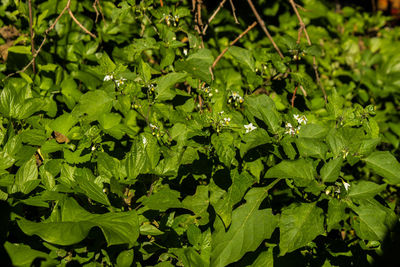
[{"left": 1, "top": 0, "right": 400, "bottom": 266}]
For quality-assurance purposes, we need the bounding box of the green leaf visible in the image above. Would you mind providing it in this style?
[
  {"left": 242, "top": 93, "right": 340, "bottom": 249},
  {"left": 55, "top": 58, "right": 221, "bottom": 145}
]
[
  {"left": 171, "top": 247, "right": 207, "bottom": 267},
  {"left": 155, "top": 72, "right": 187, "bottom": 101},
  {"left": 13, "top": 156, "right": 39, "bottom": 194},
  {"left": 211, "top": 132, "right": 236, "bottom": 168},
  {"left": 116, "top": 249, "right": 134, "bottom": 267},
  {"left": 321, "top": 157, "right": 343, "bottom": 183},
  {"left": 298, "top": 124, "right": 328, "bottom": 139},
  {"left": 249, "top": 248, "right": 274, "bottom": 267},
  {"left": 327, "top": 198, "right": 347, "bottom": 232},
  {"left": 228, "top": 46, "right": 255, "bottom": 71},
  {"left": 279, "top": 202, "right": 325, "bottom": 255},
  {"left": 351, "top": 200, "right": 394, "bottom": 241},
  {"left": 4, "top": 242, "right": 53, "bottom": 266},
  {"left": 211, "top": 187, "right": 278, "bottom": 267},
  {"left": 295, "top": 138, "right": 328, "bottom": 160},
  {"left": 17, "top": 197, "right": 139, "bottom": 246},
  {"left": 8, "top": 46, "right": 31, "bottom": 54},
  {"left": 49, "top": 113, "right": 78, "bottom": 136},
  {"left": 73, "top": 90, "right": 113, "bottom": 121},
  {"left": 240, "top": 128, "right": 271, "bottom": 157},
  {"left": 142, "top": 185, "right": 182, "bottom": 212},
  {"left": 210, "top": 170, "right": 254, "bottom": 227},
  {"left": 175, "top": 49, "right": 213, "bottom": 82},
  {"left": 244, "top": 95, "right": 282, "bottom": 134},
  {"left": 182, "top": 185, "right": 209, "bottom": 225},
  {"left": 264, "top": 159, "right": 314, "bottom": 181},
  {"left": 363, "top": 151, "right": 400, "bottom": 185},
  {"left": 348, "top": 181, "right": 386, "bottom": 200},
  {"left": 75, "top": 168, "right": 110, "bottom": 206}
]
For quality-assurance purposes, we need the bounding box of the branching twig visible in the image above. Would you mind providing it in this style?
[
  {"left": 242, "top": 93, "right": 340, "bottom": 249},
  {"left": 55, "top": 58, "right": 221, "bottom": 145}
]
[
  {"left": 68, "top": 9, "right": 97, "bottom": 39},
  {"left": 92, "top": 0, "right": 106, "bottom": 25},
  {"left": 28, "top": 0, "right": 35, "bottom": 74},
  {"left": 229, "top": 0, "right": 239, "bottom": 24},
  {"left": 202, "top": 0, "right": 227, "bottom": 34},
  {"left": 289, "top": 0, "right": 327, "bottom": 103},
  {"left": 2, "top": 0, "right": 97, "bottom": 82},
  {"left": 212, "top": 21, "right": 257, "bottom": 69},
  {"left": 247, "top": 0, "right": 284, "bottom": 59}
]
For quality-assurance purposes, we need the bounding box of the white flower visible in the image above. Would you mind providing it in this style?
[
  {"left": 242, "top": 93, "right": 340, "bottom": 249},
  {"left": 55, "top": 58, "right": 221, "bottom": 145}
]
[
  {"left": 183, "top": 48, "right": 188, "bottom": 56},
  {"left": 149, "top": 123, "right": 158, "bottom": 130},
  {"left": 244, "top": 123, "right": 257, "bottom": 133},
  {"left": 104, "top": 74, "right": 113, "bottom": 81},
  {"left": 223, "top": 117, "right": 231, "bottom": 125},
  {"left": 294, "top": 114, "right": 307, "bottom": 125},
  {"left": 116, "top": 78, "right": 126, "bottom": 87},
  {"left": 343, "top": 181, "right": 350, "bottom": 191},
  {"left": 285, "top": 122, "right": 299, "bottom": 136}
]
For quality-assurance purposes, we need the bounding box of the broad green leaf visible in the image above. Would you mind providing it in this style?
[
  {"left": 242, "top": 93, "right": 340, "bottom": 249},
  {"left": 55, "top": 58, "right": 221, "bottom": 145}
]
[
  {"left": 8, "top": 46, "right": 31, "bottom": 54},
  {"left": 75, "top": 168, "right": 110, "bottom": 206},
  {"left": 182, "top": 185, "right": 209, "bottom": 225},
  {"left": 73, "top": 90, "right": 113, "bottom": 121},
  {"left": 171, "top": 247, "right": 207, "bottom": 267},
  {"left": 265, "top": 158, "right": 314, "bottom": 181},
  {"left": 363, "top": 151, "right": 400, "bottom": 185},
  {"left": 18, "top": 197, "right": 139, "bottom": 246},
  {"left": 155, "top": 72, "right": 187, "bottom": 101},
  {"left": 321, "top": 157, "right": 343, "bottom": 183},
  {"left": 211, "top": 132, "right": 236, "bottom": 168},
  {"left": 0, "top": 151, "right": 15, "bottom": 170},
  {"left": 4, "top": 242, "right": 53, "bottom": 266},
  {"left": 295, "top": 138, "right": 328, "bottom": 159},
  {"left": 249, "top": 248, "right": 274, "bottom": 267},
  {"left": 244, "top": 95, "right": 282, "bottom": 134},
  {"left": 142, "top": 185, "right": 182, "bottom": 212},
  {"left": 327, "top": 198, "right": 347, "bottom": 232},
  {"left": 49, "top": 113, "right": 78, "bottom": 135},
  {"left": 228, "top": 46, "right": 255, "bottom": 71},
  {"left": 175, "top": 49, "right": 213, "bottom": 82},
  {"left": 348, "top": 181, "right": 386, "bottom": 200},
  {"left": 210, "top": 170, "right": 254, "bottom": 227},
  {"left": 240, "top": 128, "right": 271, "bottom": 157},
  {"left": 298, "top": 124, "right": 328, "bottom": 139},
  {"left": 116, "top": 249, "right": 134, "bottom": 267},
  {"left": 279, "top": 202, "right": 325, "bottom": 255},
  {"left": 211, "top": 187, "right": 278, "bottom": 267},
  {"left": 351, "top": 200, "right": 394, "bottom": 241},
  {"left": 13, "top": 157, "right": 39, "bottom": 194}
]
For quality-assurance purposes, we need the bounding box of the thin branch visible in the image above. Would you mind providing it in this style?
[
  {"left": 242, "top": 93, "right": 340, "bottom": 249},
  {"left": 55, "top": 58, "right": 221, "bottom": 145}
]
[
  {"left": 28, "top": 0, "right": 35, "bottom": 74},
  {"left": 212, "top": 21, "right": 257, "bottom": 69},
  {"left": 160, "top": 0, "right": 164, "bottom": 7},
  {"left": 229, "top": 0, "right": 239, "bottom": 24},
  {"left": 289, "top": 0, "right": 327, "bottom": 103},
  {"left": 202, "top": 0, "right": 227, "bottom": 34},
  {"left": 247, "top": 0, "right": 284, "bottom": 59},
  {"left": 92, "top": 0, "right": 106, "bottom": 25},
  {"left": 68, "top": 8, "right": 97, "bottom": 39}
]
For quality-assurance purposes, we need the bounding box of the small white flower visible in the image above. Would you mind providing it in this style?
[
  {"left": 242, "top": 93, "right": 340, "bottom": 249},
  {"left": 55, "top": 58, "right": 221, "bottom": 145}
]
[
  {"left": 343, "top": 181, "right": 350, "bottom": 191},
  {"left": 218, "top": 111, "right": 224, "bottom": 115},
  {"left": 91, "top": 146, "right": 96, "bottom": 151},
  {"left": 183, "top": 48, "right": 188, "bottom": 56},
  {"left": 104, "top": 74, "right": 113, "bottom": 81},
  {"left": 244, "top": 123, "right": 257, "bottom": 133},
  {"left": 231, "top": 92, "right": 239, "bottom": 100},
  {"left": 294, "top": 114, "right": 307, "bottom": 125},
  {"left": 293, "top": 114, "right": 300, "bottom": 121},
  {"left": 223, "top": 117, "right": 231, "bottom": 124},
  {"left": 215, "top": 89, "right": 219, "bottom": 93},
  {"left": 116, "top": 78, "right": 126, "bottom": 87},
  {"left": 149, "top": 123, "right": 158, "bottom": 130}
]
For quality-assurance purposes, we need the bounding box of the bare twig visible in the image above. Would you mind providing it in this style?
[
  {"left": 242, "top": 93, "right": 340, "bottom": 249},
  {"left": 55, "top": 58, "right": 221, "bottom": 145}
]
[
  {"left": 2, "top": 0, "right": 98, "bottom": 82},
  {"left": 28, "top": 0, "right": 35, "bottom": 74},
  {"left": 212, "top": 21, "right": 257, "bottom": 69},
  {"left": 68, "top": 9, "right": 97, "bottom": 39},
  {"left": 247, "top": 0, "right": 284, "bottom": 59},
  {"left": 289, "top": 0, "right": 327, "bottom": 103},
  {"left": 229, "top": 0, "right": 239, "bottom": 24},
  {"left": 202, "top": 0, "right": 227, "bottom": 34},
  {"left": 160, "top": 0, "right": 164, "bottom": 7},
  {"left": 92, "top": 0, "right": 106, "bottom": 25}
]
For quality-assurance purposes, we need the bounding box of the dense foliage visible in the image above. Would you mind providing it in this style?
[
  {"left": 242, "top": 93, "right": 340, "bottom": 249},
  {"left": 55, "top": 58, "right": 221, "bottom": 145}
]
[{"left": 1, "top": 0, "right": 400, "bottom": 266}]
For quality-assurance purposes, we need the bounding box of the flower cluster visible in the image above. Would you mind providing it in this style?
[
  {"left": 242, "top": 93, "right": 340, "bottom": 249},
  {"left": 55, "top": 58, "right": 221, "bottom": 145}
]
[
  {"left": 199, "top": 86, "right": 218, "bottom": 99},
  {"left": 228, "top": 91, "right": 244, "bottom": 107},
  {"left": 285, "top": 114, "right": 308, "bottom": 136},
  {"left": 103, "top": 74, "right": 126, "bottom": 88},
  {"left": 163, "top": 13, "right": 179, "bottom": 27},
  {"left": 147, "top": 84, "right": 156, "bottom": 94},
  {"left": 149, "top": 123, "right": 163, "bottom": 137},
  {"left": 244, "top": 123, "right": 257, "bottom": 133}
]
